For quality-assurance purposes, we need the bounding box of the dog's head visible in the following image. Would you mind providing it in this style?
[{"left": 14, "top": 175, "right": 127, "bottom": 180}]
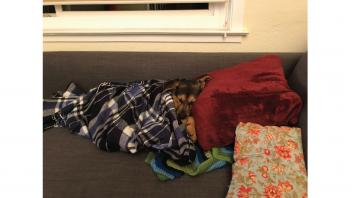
[{"left": 164, "top": 75, "right": 212, "bottom": 120}]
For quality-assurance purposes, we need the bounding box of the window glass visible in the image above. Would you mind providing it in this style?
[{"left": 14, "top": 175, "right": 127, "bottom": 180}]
[{"left": 60, "top": 3, "right": 208, "bottom": 11}]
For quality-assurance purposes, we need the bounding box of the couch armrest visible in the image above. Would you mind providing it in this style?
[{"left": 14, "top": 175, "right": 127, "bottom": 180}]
[{"left": 288, "top": 53, "right": 308, "bottom": 168}]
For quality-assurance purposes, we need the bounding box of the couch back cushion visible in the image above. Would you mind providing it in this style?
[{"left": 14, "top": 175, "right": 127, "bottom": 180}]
[{"left": 43, "top": 52, "right": 302, "bottom": 97}]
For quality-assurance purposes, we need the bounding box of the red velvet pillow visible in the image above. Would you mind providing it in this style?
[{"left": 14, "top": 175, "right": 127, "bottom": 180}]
[{"left": 193, "top": 55, "right": 302, "bottom": 150}]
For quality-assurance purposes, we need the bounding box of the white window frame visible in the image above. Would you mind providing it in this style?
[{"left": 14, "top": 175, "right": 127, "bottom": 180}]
[{"left": 43, "top": 0, "right": 247, "bottom": 42}]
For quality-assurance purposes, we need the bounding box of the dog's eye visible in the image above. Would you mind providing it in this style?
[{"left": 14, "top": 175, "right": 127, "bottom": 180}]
[
  {"left": 178, "top": 96, "right": 185, "bottom": 103},
  {"left": 188, "top": 96, "right": 196, "bottom": 104}
]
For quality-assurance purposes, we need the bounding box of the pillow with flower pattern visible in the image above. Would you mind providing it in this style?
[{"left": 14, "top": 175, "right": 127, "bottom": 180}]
[{"left": 226, "top": 122, "right": 307, "bottom": 198}]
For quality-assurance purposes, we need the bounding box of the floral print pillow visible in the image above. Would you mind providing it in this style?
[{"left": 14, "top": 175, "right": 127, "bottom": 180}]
[{"left": 226, "top": 122, "right": 307, "bottom": 198}]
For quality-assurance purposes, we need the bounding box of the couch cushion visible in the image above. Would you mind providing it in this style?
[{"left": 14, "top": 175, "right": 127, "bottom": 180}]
[
  {"left": 44, "top": 128, "right": 232, "bottom": 198},
  {"left": 288, "top": 53, "right": 307, "bottom": 101},
  {"left": 43, "top": 52, "right": 303, "bottom": 97},
  {"left": 288, "top": 53, "right": 307, "bottom": 166}
]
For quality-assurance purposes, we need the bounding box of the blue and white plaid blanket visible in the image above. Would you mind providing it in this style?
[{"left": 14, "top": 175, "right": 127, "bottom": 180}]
[{"left": 43, "top": 80, "right": 195, "bottom": 165}]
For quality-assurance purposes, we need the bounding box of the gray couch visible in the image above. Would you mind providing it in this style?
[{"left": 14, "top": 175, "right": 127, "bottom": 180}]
[{"left": 43, "top": 52, "right": 307, "bottom": 198}]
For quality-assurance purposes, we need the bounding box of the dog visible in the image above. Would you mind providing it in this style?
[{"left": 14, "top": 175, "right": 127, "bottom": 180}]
[{"left": 164, "top": 75, "right": 212, "bottom": 142}]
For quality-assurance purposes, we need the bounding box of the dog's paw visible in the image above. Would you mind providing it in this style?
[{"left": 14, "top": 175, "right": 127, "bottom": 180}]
[{"left": 186, "top": 117, "right": 197, "bottom": 142}]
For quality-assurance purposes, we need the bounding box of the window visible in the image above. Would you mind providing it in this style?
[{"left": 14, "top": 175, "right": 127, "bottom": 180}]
[{"left": 43, "top": 0, "right": 247, "bottom": 42}]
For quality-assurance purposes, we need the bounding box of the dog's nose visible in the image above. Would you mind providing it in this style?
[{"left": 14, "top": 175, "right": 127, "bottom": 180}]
[{"left": 177, "top": 111, "right": 187, "bottom": 120}]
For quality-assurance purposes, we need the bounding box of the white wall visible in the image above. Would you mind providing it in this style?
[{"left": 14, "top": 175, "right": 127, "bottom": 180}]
[{"left": 44, "top": 0, "right": 307, "bottom": 52}]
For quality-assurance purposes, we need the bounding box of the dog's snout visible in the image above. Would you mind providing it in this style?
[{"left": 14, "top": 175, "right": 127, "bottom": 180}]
[
  {"left": 177, "top": 106, "right": 190, "bottom": 120},
  {"left": 177, "top": 111, "right": 188, "bottom": 120}
]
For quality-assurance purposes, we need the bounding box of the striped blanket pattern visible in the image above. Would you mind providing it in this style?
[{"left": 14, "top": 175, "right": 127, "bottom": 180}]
[{"left": 43, "top": 81, "right": 195, "bottom": 165}]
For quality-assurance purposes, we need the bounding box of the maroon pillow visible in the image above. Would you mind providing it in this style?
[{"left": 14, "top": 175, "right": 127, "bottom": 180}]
[{"left": 193, "top": 55, "right": 302, "bottom": 150}]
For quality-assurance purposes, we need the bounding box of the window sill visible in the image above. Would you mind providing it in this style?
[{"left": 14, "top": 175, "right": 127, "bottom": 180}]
[{"left": 43, "top": 29, "right": 248, "bottom": 43}]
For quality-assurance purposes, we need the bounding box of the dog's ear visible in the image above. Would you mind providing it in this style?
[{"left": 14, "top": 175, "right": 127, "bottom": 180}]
[
  {"left": 197, "top": 74, "right": 212, "bottom": 89},
  {"left": 164, "top": 79, "right": 180, "bottom": 93}
]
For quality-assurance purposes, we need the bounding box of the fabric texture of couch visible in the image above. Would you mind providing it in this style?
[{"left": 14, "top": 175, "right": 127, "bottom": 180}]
[{"left": 43, "top": 52, "right": 307, "bottom": 198}]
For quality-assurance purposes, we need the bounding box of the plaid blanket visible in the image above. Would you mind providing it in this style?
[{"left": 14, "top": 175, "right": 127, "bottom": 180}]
[{"left": 43, "top": 81, "right": 195, "bottom": 165}]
